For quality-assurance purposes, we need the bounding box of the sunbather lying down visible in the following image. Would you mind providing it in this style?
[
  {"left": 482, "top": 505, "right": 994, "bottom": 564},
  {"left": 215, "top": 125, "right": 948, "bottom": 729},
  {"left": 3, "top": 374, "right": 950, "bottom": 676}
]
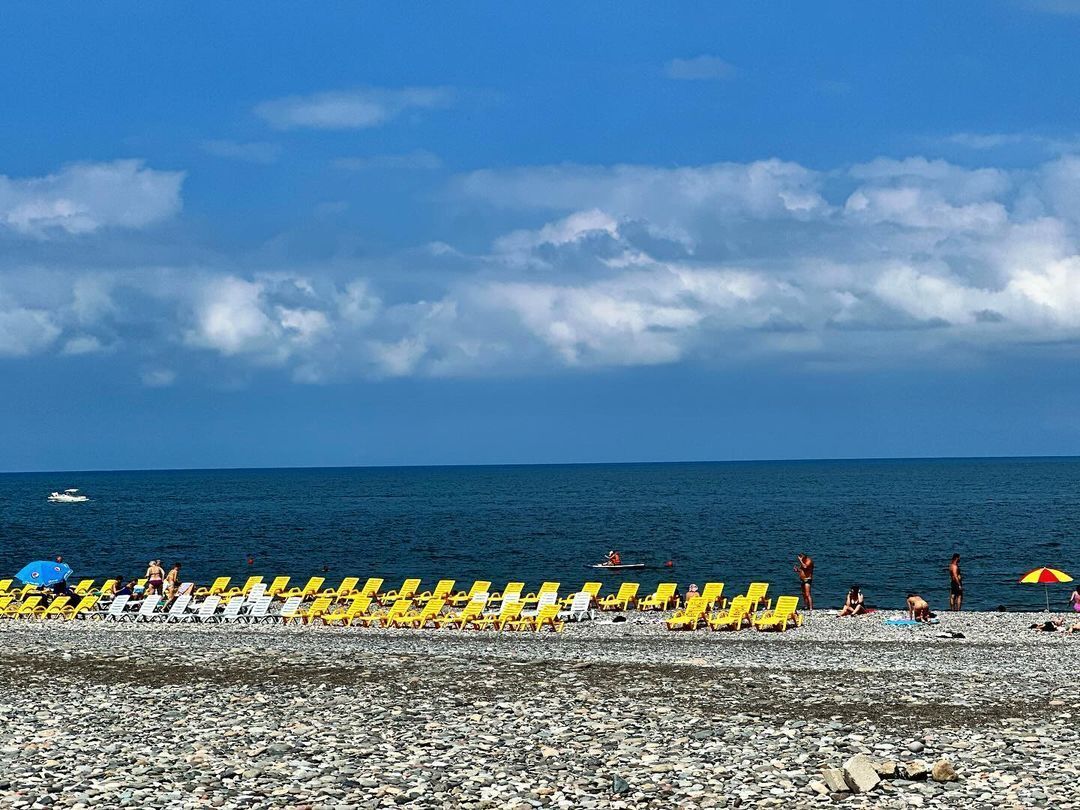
[{"left": 1029, "top": 618, "right": 1074, "bottom": 632}]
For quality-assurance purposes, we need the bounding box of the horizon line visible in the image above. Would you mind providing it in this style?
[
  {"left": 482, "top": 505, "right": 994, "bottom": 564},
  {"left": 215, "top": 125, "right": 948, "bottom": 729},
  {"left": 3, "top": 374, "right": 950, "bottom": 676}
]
[{"left": 2, "top": 453, "right": 1079, "bottom": 476}]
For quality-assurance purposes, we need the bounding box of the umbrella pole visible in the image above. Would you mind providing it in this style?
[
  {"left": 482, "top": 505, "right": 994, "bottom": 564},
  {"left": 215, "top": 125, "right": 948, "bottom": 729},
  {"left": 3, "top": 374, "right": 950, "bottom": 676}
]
[{"left": 1045, "top": 585, "right": 1050, "bottom": 613}]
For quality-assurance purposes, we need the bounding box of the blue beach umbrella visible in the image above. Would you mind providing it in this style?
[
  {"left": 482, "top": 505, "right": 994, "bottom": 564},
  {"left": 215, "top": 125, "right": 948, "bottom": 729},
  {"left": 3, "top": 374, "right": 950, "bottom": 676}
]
[{"left": 15, "top": 561, "right": 73, "bottom": 587}]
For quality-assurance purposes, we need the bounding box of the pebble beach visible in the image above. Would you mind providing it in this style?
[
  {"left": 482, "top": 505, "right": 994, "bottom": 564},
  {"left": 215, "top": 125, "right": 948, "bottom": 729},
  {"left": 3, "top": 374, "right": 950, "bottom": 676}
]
[{"left": 1, "top": 610, "right": 1077, "bottom": 809}]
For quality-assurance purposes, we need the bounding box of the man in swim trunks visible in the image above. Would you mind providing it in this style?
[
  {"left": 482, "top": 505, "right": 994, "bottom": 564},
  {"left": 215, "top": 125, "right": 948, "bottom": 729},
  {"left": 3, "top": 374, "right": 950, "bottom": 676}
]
[
  {"left": 795, "top": 553, "right": 814, "bottom": 611},
  {"left": 907, "top": 593, "right": 930, "bottom": 622},
  {"left": 948, "top": 553, "right": 963, "bottom": 611}
]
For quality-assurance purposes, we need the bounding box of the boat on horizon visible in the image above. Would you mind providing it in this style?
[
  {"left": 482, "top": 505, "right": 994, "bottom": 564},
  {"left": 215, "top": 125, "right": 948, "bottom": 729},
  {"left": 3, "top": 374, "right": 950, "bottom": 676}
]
[{"left": 48, "top": 488, "right": 89, "bottom": 503}]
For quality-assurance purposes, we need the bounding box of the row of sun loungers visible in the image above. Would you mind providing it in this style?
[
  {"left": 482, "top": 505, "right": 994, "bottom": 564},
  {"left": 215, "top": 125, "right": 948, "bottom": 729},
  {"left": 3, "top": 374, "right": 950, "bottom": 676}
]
[
  {"left": 0, "top": 576, "right": 776, "bottom": 613},
  {"left": 664, "top": 594, "right": 803, "bottom": 632}
]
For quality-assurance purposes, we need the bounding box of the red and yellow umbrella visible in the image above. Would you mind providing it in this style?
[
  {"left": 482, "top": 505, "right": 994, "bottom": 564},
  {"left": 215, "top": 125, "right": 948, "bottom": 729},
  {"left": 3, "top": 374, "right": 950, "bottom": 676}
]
[{"left": 1019, "top": 567, "right": 1073, "bottom": 611}]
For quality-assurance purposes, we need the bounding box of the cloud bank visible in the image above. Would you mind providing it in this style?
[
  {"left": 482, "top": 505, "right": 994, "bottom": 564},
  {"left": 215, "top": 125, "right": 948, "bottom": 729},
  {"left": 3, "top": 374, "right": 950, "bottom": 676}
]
[
  {"left": 255, "top": 87, "right": 452, "bottom": 131},
  {"left": 7, "top": 152, "right": 1080, "bottom": 382}
]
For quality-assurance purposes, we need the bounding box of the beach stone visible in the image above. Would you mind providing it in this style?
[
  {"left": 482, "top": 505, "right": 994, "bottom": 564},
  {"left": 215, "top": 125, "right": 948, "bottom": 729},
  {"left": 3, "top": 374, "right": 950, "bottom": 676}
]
[
  {"left": 906, "top": 741, "right": 925, "bottom": 754},
  {"left": 611, "top": 776, "right": 630, "bottom": 795},
  {"left": 931, "top": 759, "right": 958, "bottom": 783},
  {"left": 843, "top": 754, "right": 880, "bottom": 794},
  {"left": 820, "top": 769, "right": 849, "bottom": 793},
  {"left": 807, "top": 780, "right": 829, "bottom": 796},
  {"left": 904, "top": 761, "right": 929, "bottom": 781},
  {"left": 874, "top": 760, "right": 898, "bottom": 779}
]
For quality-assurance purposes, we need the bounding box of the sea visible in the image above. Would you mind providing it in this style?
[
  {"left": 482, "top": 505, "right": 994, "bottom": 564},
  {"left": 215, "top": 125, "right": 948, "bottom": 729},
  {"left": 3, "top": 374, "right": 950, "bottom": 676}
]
[{"left": 1, "top": 458, "right": 1078, "bottom": 612}]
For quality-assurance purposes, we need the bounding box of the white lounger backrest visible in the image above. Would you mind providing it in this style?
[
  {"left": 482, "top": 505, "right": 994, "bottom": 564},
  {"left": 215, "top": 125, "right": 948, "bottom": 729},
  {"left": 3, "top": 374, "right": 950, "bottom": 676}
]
[
  {"left": 175, "top": 582, "right": 194, "bottom": 597},
  {"left": 247, "top": 583, "right": 267, "bottom": 601},
  {"left": 106, "top": 594, "right": 131, "bottom": 618},
  {"left": 278, "top": 595, "right": 303, "bottom": 620},
  {"left": 245, "top": 595, "right": 272, "bottom": 620},
  {"left": 536, "top": 591, "right": 559, "bottom": 610},
  {"left": 165, "top": 594, "right": 192, "bottom": 620},
  {"left": 135, "top": 597, "right": 160, "bottom": 620},
  {"left": 218, "top": 597, "right": 245, "bottom": 621},
  {"left": 567, "top": 591, "right": 593, "bottom": 616},
  {"left": 196, "top": 595, "right": 221, "bottom": 620}
]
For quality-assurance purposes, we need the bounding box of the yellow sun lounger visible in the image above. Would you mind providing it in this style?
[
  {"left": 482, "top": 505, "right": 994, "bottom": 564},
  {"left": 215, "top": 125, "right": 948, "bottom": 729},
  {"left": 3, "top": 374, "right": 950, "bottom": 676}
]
[
  {"left": 224, "top": 576, "right": 263, "bottom": 597},
  {"left": 598, "top": 582, "right": 639, "bottom": 611},
  {"left": 357, "top": 599, "right": 412, "bottom": 628},
  {"left": 0, "top": 579, "right": 12, "bottom": 595},
  {"left": 295, "top": 596, "right": 333, "bottom": 624},
  {"left": 699, "top": 582, "right": 726, "bottom": 610},
  {"left": 562, "top": 582, "right": 602, "bottom": 607},
  {"left": 744, "top": 582, "right": 772, "bottom": 612},
  {"left": 322, "top": 577, "right": 360, "bottom": 599},
  {"left": 665, "top": 596, "right": 709, "bottom": 630},
  {"left": 448, "top": 580, "right": 492, "bottom": 606},
  {"left": 436, "top": 598, "right": 488, "bottom": 629},
  {"left": 417, "top": 580, "right": 456, "bottom": 604},
  {"left": 358, "top": 578, "right": 384, "bottom": 598},
  {"left": 382, "top": 578, "right": 422, "bottom": 602},
  {"left": 72, "top": 579, "right": 95, "bottom": 595},
  {"left": 474, "top": 600, "right": 524, "bottom": 631},
  {"left": 707, "top": 596, "right": 752, "bottom": 631},
  {"left": 283, "top": 576, "right": 326, "bottom": 598},
  {"left": 0, "top": 596, "right": 14, "bottom": 615},
  {"left": 62, "top": 595, "right": 98, "bottom": 620},
  {"left": 322, "top": 596, "right": 372, "bottom": 626},
  {"left": 396, "top": 598, "right": 446, "bottom": 629},
  {"left": 508, "top": 604, "right": 564, "bottom": 632},
  {"left": 523, "top": 582, "right": 560, "bottom": 606},
  {"left": 266, "top": 576, "right": 291, "bottom": 597},
  {"left": 753, "top": 595, "right": 802, "bottom": 632},
  {"left": 638, "top": 583, "right": 678, "bottom": 611},
  {"left": 196, "top": 577, "right": 231, "bottom": 597},
  {"left": 14, "top": 596, "right": 45, "bottom": 618},
  {"left": 39, "top": 597, "right": 72, "bottom": 619}
]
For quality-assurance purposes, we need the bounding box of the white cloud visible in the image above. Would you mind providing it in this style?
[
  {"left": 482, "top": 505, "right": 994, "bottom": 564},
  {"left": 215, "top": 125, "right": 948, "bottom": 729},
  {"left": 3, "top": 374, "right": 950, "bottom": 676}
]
[
  {"left": 141, "top": 368, "right": 177, "bottom": 388},
  {"left": 255, "top": 87, "right": 452, "bottom": 131},
  {"left": 333, "top": 150, "right": 442, "bottom": 171},
  {"left": 0, "top": 160, "right": 184, "bottom": 237},
  {"left": 61, "top": 335, "right": 105, "bottom": 355},
  {"left": 664, "top": 55, "right": 736, "bottom": 81},
  {"left": 201, "top": 140, "right": 281, "bottom": 164},
  {"left": 0, "top": 307, "right": 60, "bottom": 356}
]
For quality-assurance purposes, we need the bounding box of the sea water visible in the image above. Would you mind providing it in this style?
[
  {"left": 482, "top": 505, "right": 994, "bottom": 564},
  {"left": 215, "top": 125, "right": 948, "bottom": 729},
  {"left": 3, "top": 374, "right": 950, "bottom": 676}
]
[{"left": 1, "top": 458, "right": 1077, "bottom": 611}]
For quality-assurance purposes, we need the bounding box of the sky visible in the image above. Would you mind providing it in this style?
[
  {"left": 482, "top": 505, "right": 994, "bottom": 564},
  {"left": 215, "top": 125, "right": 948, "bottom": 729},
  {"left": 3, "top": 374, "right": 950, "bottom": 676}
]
[{"left": 5, "top": 1, "right": 1080, "bottom": 470}]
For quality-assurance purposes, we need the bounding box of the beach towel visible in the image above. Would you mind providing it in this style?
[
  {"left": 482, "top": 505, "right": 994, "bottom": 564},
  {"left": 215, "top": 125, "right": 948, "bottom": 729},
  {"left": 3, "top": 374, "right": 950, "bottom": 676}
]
[{"left": 883, "top": 618, "right": 920, "bottom": 627}]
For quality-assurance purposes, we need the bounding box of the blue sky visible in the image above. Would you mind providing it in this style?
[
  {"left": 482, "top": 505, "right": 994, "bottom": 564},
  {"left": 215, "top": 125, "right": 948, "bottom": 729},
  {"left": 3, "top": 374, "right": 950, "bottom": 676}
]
[{"left": 4, "top": 1, "right": 1080, "bottom": 470}]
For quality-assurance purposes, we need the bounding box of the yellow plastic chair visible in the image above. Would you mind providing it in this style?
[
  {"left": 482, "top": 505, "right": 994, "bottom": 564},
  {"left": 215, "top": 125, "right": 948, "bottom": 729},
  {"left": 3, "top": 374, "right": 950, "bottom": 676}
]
[
  {"left": 707, "top": 596, "right": 752, "bottom": 631},
  {"left": 754, "top": 595, "right": 802, "bottom": 632},
  {"left": 61, "top": 595, "right": 98, "bottom": 620},
  {"left": 448, "top": 580, "right": 492, "bottom": 606},
  {"left": 358, "top": 577, "right": 384, "bottom": 598},
  {"left": 195, "top": 577, "right": 231, "bottom": 597},
  {"left": 224, "top": 576, "right": 263, "bottom": 597},
  {"left": 322, "top": 577, "right": 360, "bottom": 599},
  {"left": 0, "top": 595, "right": 14, "bottom": 615},
  {"left": 523, "top": 582, "right": 560, "bottom": 606},
  {"left": 665, "top": 596, "right": 709, "bottom": 630},
  {"left": 638, "top": 583, "right": 678, "bottom": 611},
  {"left": 562, "top": 582, "right": 602, "bottom": 607},
  {"left": 322, "top": 596, "right": 372, "bottom": 626},
  {"left": 745, "top": 582, "right": 772, "bottom": 612},
  {"left": 284, "top": 577, "right": 326, "bottom": 598},
  {"left": 0, "top": 579, "right": 12, "bottom": 595},
  {"left": 357, "top": 599, "right": 412, "bottom": 628},
  {"left": 296, "top": 596, "right": 333, "bottom": 624},
  {"left": 475, "top": 600, "right": 524, "bottom": 631},
  {"left": 382, "top": 578, "right": 422, "bottom": 602},
  {"left": 417, "top": 579, "right": 456, "bottom": 604},
  {"left": 266, "top": 576, "right": 291, "bottom": 597},
  {"left": 509, "top": 604, "right": 565, "bottom": 633},
  {"left": 72, "top": 579, "right": 95, "bottom": 595},
  {"left": 437, "top": 598, "right": 488, "bottom": 629},
  {"left": 39, "top": 597, "right": 72, "bottom": 619},
  {"left": 94, "top": 579, "right": 118, "bottom": 596},
  {"left": 700, "top": 582, "right": 726, "bottom": 610},
  {"left": 598, "top": 582, "right": 639, "bottom": 611},
  {"left": 397, "top": 598, "right": 446, "bottom": 629},
  {"left": 13, "top": 596, "right": 44, "bottom": 618}
]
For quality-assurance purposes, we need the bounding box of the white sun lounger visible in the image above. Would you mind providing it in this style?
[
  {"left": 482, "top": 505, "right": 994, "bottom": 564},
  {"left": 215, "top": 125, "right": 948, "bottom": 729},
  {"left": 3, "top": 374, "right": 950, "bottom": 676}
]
[
  {"left": 191, "top": 595, "right": 222, "bottom": 622},
  {"left": 129, "top": 597, "right": 162, "bottom": 622},
  {"left": 246, "top": 583, "right": 267, "bottom": 601},
  {"left": 523, "top": 591, "right": 558, "bottom": 617},
  {"left": 277, "top": 596, "right": 303, "bottom": 623},
  {"left": 162, "top": 594, "right": 193, "bottom": 622},
  {"left": 211, "top": 596, "right": 246, "bottom": 623},
  {"left": 102, "top": 594, "right": 131, "bottom": 620},
  {"left": 242, "top": 595, "right": 273, "bottom": 622},
  {"left": 563, "top": 591, "right": 595, "bottom": 622}
]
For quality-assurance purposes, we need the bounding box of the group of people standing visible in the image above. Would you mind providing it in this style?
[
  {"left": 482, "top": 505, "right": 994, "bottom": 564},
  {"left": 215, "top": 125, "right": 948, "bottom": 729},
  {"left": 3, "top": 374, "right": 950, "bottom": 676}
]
[{"left": 791, "top": 552, "right": 968, "bottom": 622}]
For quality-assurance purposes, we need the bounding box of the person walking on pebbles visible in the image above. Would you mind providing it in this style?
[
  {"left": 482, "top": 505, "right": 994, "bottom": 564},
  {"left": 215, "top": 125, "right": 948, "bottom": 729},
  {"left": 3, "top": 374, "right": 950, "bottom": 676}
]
[
  {"left": 795, "top": 553, "right": 814, "bottom": 611},
  {"left": 948, "top": 553, "right": 963, "bottom": 611}
]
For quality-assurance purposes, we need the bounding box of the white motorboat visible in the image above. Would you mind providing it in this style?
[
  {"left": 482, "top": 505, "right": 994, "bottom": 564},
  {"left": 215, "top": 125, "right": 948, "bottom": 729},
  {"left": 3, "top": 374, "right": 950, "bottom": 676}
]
[{"left": 48, "top": 488, "right": 89, "bottom": 503}]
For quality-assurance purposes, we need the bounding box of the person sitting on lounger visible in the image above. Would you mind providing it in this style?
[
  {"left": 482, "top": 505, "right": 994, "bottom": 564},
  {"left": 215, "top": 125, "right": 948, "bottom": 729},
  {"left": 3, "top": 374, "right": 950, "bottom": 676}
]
[
  {"left": 907, "top": 593, "right": 931, "bottom": 622},
  {"left": 838, "top": 584, "right": 865, "bottom": 617}
]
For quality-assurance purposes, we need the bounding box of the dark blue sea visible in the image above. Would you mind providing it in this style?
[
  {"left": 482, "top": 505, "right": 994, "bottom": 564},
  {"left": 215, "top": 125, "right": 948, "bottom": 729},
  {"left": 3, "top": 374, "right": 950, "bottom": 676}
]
[{"left": 1, "top": 458, "right": 1077, "bottom": 611}]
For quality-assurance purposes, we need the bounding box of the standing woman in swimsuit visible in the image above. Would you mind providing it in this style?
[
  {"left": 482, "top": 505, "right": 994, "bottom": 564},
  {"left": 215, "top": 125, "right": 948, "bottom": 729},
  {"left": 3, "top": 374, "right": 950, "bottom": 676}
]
[
  {"left": 1069, "top": 586, "right": 1080, "bottom": 613},
  {"left": 145, "top": 559, "right": 165, "bottom": 597}
]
